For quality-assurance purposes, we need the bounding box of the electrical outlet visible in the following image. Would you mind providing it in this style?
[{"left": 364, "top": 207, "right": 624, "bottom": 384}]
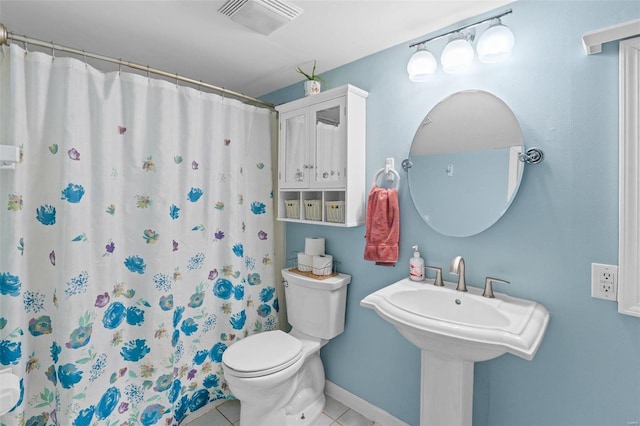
[{"left": 591, "top": 263, "right": 618, "bottom": 301}]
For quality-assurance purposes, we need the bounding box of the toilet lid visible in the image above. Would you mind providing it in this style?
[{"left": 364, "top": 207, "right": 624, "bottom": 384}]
[{"left": 223, "top": 330, "right": 303, "bottom": 378}]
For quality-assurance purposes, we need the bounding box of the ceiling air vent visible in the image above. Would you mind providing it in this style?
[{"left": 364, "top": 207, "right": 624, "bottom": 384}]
[{"left": 219, "top": 0, "right": 303, "bottom": 35}]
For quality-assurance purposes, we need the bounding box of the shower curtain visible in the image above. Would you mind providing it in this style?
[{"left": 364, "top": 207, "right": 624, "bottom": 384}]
[{"left": 0, "top": 44, "right": 278, "bottom": 425}]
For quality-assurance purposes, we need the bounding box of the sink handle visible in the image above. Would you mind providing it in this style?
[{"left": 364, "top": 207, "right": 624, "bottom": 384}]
[
  {"left": 425, "top": 266, "right": 444, "bottom": 287},
  {"left": 483, "top": 277, "right": 510, "bottom": 298}
]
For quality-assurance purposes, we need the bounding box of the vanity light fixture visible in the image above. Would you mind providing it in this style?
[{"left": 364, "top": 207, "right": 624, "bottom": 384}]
[
  {"left": 440, "top": 30, "right": 475, "bottom": 73},
  {"left": 408, "top": 9, "right": 514, "bottom": 78},
  {"left": 477, "top": 18, "right": 515, "bottom": 63},
  {"left": 407, "top": 44, "right": 438, "bottom": 81}
]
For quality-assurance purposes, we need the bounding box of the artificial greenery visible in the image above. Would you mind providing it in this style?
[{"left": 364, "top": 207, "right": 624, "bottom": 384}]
[{"left": 296, "top": 60, "right": 327, "bottom": 84}]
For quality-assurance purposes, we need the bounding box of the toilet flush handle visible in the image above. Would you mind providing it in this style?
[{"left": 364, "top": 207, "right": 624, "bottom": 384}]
[{"left": 283, "top": 280, "right": 289, "bottom": 288}]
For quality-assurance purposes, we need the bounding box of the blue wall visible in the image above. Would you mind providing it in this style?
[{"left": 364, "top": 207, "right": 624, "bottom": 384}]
[{"left": 263, "top": 2, "right": 640, "bottom": 425}]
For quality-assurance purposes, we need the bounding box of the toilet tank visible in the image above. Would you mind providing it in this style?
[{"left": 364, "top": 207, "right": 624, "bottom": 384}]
[{"left": 281, "top": 268, "right": 351, "bottom": 340}]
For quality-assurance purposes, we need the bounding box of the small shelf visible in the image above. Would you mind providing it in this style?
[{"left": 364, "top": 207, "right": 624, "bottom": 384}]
[
  {"left": 278, "top": 190, "right": 353, "bottom": 226},
  {"left": 582, "top": 18, "right": 640, "bottom": 55}
]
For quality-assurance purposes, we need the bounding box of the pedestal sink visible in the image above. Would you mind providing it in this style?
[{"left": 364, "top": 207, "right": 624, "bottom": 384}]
[{"left": 361, "top": 278, "right": 549, "bottom": 426}]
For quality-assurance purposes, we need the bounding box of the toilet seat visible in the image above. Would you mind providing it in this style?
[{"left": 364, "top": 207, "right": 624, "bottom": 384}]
[{"left": 223, "top": 330, "right": 303, "bottom": 378}]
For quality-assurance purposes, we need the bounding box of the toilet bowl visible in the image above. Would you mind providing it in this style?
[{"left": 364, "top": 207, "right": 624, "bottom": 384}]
[{"left": 222, "top": 269, "right": 350, "bottom": 426}]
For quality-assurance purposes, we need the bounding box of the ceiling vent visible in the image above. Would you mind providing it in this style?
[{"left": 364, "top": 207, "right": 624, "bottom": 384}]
[{"left": 219, "top": 0, "right": 303, "bottom": 35}]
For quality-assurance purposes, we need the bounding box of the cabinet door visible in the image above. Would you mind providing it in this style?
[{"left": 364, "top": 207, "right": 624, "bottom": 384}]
[
  {"left": 279, "top": 110, "right": 309, "bottom": 188},
  {"left": 310, "top": 98, "right": 347, "bottom": 188}
]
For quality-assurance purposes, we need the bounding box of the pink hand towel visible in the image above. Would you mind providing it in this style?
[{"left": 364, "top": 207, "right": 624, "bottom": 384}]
[{"left": 364, "top": 185, "right": 400, "bottom": 266}]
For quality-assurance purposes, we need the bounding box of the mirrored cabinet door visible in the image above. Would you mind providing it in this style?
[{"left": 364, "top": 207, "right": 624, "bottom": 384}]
[
  {"left": 312, "top": 99, "right": 346, "bottom": 188},
  {"left": 280, "top": 111, "right": 309, "bottom": 188}
]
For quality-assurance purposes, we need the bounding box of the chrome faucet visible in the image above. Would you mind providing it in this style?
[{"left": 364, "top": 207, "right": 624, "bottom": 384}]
[{"left": 449, "top": 256, "right": 467, "bottom": 292}]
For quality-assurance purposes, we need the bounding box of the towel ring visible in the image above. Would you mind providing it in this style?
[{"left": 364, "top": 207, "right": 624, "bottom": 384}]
[{"left": 373, "top": 167, "right": 400, "bottom": 188}]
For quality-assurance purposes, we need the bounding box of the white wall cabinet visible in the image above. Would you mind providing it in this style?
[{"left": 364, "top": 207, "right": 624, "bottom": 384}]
[{"left": 276, "top": 84, "right": 367, "bottom": 227}]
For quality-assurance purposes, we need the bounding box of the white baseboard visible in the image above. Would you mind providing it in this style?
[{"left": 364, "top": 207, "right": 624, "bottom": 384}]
[
  {"left": 184, "top": 398, "right": 227, "bottom": 424},
  {"left": 324, "top": 380, "right": 409, "bottom": 426}
]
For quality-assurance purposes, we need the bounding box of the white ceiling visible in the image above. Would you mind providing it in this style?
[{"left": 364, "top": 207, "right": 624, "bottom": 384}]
[{"left": 0, "top": 0, "right": 513, "bottom": 99}]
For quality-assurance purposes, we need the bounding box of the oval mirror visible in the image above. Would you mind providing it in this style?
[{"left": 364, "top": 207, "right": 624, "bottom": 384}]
[{"left": 408, "top": 90, "right": 524, "bottom": 237}]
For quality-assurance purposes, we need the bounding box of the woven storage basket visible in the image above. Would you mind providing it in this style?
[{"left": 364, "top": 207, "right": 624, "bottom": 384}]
[
  {"left": 304, "top": 199, "right": 322, "bottom": 221},
  {"left": 325, "top": 201, "right": 345, "bottom": 223},
  {"left": 284, "top": 200, "right": 300, "bottom": 219}
]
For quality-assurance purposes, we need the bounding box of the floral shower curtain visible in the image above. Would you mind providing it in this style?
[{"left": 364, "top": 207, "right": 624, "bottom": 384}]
[{"left": 0, "top": 44, "right": 278, "bottom": 425}]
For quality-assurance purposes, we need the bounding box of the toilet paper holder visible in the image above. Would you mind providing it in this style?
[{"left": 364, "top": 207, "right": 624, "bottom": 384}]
[{"left": 0, "top": 145, "right": 20, "bottom": 170}]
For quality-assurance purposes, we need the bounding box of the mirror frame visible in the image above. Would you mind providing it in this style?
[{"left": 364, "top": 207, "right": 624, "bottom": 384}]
[{"left": 618, "top": 37, "right": 640, "bottom": 317}]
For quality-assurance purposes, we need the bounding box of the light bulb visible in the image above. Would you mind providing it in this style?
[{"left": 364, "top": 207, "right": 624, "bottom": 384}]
[
  {"left": 477, "top": 18, "right": 515, "bottom": 63},
  {"left": 441, "top": 34, "right": 474, "bottom": 74},
  {"left": 407, "top": 45, "right": 437, "bottom": 82}
]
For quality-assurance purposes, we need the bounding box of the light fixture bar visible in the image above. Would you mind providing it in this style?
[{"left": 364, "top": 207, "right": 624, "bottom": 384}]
[{"left": 409, "top": 9, "right": 512, "bottom": 48}]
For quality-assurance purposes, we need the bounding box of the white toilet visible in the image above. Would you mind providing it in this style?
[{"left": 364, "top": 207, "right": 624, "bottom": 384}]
[{"left": 222, "top": 268, "right": 350, "bottom": 426}]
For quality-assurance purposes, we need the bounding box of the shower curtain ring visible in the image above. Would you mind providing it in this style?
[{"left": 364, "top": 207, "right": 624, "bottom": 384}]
[
  {"left": 82, "top": 50, "right": 88, "bottom": 68},
  {"left": 146, "top": 65, "right": 150, "bottom": 80},
  {"left": 118, "top": 59, "right": 122, "bottom": 75},
  {"left": 22, "top": 36, "right": 28, "bottom": 53},
  {"left": 198, "top": 80, "right": 203, "bottom": 94},
  {"left": 175, "top": 73, "right": 179, "bottom": 88},
  {"left": 50, "top": 41, "right": 55, "bottom": 59}
]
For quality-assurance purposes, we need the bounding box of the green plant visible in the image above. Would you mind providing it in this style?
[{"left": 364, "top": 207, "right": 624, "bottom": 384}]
[{"left": 296, "top": 60, "right": 327, "bottom": 84}]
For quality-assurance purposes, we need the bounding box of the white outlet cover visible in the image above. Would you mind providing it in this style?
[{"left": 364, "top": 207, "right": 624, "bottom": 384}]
[{"left": 591, "top": 262, "right": 618, "bottom": 301}]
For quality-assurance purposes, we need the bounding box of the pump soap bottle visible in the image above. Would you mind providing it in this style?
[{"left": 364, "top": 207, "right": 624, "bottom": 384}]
[{"left": 409, "top": 245, "right": 425, "bottom": 281}]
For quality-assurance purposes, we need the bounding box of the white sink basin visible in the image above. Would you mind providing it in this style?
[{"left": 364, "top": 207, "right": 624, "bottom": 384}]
[
  {"left": 361, "top": 278, "right": 550, "bottom": 362},
  {"left": 361, "top": 277, "right": 549, "bottom": 426},
  {"left": 388, "top": 287, "right": 511, "bottom": 328}
]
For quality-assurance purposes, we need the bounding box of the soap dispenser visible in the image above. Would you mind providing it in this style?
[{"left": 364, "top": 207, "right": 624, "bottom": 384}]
[{"left": 409, "top": 245, "right": 425, "bottom": 281}]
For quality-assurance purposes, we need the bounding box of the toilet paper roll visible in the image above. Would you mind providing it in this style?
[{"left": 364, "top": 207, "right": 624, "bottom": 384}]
[
  {"left": 297, "top": 252, "right": 313, "bottom": 272},
  {"left": 304, "top": 237, "right": 325, "bottom": 256},
  {"left": 312, "top": 254, "right": 333, "bottom": 276}
]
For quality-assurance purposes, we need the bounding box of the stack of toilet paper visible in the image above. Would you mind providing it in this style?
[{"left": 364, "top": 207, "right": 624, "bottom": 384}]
[{"left": 297, "top": 237, "right": 333, "bottom": 276}]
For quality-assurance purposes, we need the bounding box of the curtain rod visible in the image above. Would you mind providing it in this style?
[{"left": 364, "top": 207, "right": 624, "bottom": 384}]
[{"left": 0, "top": 23, "right": 275, "bottom": 110}]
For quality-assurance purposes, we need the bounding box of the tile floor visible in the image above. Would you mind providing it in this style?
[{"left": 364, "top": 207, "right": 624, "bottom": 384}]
[{"left": 185, "top": 395, "right": 380, "bottom": 426}]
